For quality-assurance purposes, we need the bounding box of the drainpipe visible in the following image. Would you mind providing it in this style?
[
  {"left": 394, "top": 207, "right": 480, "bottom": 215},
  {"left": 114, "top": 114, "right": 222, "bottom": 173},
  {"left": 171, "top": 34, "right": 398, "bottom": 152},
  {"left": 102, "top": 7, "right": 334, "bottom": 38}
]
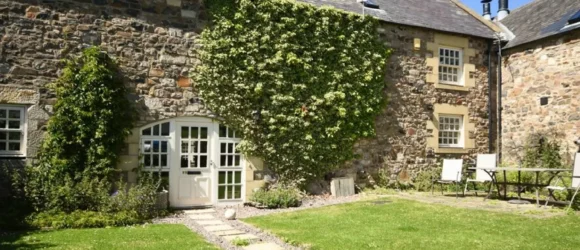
[
  {"left": 496, "top": 35, "right": 503, "bottom": 163},
  {"left": 487, "top": 40, "right": 493, "bottom": 153}
]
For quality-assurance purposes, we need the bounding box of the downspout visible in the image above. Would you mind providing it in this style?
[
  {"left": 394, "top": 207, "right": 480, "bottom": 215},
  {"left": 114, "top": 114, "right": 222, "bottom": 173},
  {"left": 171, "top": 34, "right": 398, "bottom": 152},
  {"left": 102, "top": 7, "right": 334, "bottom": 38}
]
[
  {"left": 496, "top": 35, "right": 503, "bottom": 163},
  {"left": 487, "top": 40, "right": 493, "bottom": 153}
]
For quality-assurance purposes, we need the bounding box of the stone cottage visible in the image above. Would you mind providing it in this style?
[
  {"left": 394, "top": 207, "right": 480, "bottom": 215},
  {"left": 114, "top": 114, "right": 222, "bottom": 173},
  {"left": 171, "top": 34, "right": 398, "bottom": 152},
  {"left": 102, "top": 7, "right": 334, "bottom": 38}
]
[
  {"left": 0, "top": 0, "right": 499, "bottom": 207},
  {"left": 489, "top": 0, "right": 580, "bottom": 164}
]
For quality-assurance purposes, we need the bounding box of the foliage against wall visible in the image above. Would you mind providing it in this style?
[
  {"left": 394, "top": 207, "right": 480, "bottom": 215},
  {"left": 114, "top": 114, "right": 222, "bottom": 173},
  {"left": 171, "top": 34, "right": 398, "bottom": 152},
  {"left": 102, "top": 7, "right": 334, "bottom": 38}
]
[{"left": 196, "top": 0, "right": 390, "bottom": 182}]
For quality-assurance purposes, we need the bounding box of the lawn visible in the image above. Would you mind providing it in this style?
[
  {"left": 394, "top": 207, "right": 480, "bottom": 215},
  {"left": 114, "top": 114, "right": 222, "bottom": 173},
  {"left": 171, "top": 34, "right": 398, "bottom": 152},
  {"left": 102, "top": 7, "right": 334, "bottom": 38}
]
[
  {"left": 244, "top": 199, "right": 580, "bottom": 250},
  {"left": 0, "top": 224, "right": 217, "bottom": 250}
]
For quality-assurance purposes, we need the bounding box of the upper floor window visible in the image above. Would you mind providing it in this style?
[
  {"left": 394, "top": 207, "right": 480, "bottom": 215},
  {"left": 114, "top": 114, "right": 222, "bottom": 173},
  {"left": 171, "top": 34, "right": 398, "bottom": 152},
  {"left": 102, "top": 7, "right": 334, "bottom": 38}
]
[
  {"left": 0, "top": 106, "right": 26, "bottom": 156},
  {"left": 438, "top": 115, "right": 463, "bottom": 148},
  {"left": 439, "top": 48, "right": 463, "bottom": 85}
]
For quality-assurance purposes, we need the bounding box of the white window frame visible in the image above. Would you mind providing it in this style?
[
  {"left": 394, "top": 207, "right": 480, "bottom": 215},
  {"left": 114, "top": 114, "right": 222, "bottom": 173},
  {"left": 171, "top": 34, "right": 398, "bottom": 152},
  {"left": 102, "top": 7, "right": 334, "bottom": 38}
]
[
  {"left": 438, "top": 115, "right": 464, "bottom": 148},
  {"left": 0, "top": 105, "right": 27, "bottom": 157},
  {"left": 217, "top": 125, "right": 244, "bottom": 201},
  {"left": 140, "top": 121, "right": 172, "bottom": 172},
  {"left": 438, "top": 47, "right": 463, "bottom": 86}
]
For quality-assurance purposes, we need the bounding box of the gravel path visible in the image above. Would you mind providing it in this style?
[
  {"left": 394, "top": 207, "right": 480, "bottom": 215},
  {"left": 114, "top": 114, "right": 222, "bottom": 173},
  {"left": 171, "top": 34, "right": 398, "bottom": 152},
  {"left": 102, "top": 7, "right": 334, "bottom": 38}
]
[{"left": 154, "top": 194, "right": 362, "bottom": 250}]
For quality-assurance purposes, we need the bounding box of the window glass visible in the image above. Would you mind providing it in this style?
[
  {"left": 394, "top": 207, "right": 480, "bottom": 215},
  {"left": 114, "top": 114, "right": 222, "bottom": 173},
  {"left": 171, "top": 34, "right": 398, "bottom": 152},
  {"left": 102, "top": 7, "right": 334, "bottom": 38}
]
[{"left": 438, "top": 48, "right": 462, "bottom": 85}]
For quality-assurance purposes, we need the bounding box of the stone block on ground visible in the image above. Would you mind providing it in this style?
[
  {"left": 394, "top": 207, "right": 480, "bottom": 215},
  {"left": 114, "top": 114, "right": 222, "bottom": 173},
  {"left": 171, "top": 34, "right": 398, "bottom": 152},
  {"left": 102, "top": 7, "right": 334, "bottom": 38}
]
[
  {"left": 188, "top": 214, "right": 215, "bottom": 220},
  {"left": 224, "top": 209, "right": 236, "bottom": 220},
  {"left": 243, "top": 242, "right": 284, "bottom": 250},
  {"left": 213, "top": 229, "right": 246, "bottom": 236},
  {"left": 204, "top": 224, "right": 234, "bottom": 232},
  {"left": 184, "top": 208, "right": 215, "bottom": 214},
  {"left": 223, "top": 233, "right": 259, "bottom": 241},
  {"left": 195, "top": 220, "right": 224, "bottom": 225}
]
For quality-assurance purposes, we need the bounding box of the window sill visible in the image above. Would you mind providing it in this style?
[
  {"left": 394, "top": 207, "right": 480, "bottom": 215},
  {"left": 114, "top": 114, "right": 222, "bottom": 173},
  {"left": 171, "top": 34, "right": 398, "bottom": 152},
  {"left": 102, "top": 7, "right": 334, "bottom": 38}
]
[
  {"left": 435, "top": 82, "right": 469, "bottom": 92},
  {"left": 0, "top": 154, "right": 26, "bottom": 158},
  {"left": 435, "top": 147, "right": 470, "bottom": 154}
]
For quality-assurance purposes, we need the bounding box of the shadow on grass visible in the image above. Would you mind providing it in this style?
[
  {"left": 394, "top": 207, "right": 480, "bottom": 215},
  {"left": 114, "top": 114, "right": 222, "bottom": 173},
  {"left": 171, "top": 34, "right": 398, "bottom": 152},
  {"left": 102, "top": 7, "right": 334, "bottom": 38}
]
[{"left": 0, "top": 231, "right": 57, "bottom": 250}]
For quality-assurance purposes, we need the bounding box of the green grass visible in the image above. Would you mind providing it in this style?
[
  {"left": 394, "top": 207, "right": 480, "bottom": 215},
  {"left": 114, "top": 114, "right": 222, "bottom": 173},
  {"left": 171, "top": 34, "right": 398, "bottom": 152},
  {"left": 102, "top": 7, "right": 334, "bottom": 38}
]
[
  {"left": 244, "top": 199, "right": 580, "bottom": 250},
  {"left": 0, "top": 224, "right": 218, "bottom": 250}
]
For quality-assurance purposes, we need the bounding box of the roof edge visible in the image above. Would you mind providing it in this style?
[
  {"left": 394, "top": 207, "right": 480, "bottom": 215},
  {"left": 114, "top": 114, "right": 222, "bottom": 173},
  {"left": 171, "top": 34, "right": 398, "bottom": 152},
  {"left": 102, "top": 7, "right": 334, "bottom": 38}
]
[{"left": 449, "top": 0, "right": 503, "bottom": 33}]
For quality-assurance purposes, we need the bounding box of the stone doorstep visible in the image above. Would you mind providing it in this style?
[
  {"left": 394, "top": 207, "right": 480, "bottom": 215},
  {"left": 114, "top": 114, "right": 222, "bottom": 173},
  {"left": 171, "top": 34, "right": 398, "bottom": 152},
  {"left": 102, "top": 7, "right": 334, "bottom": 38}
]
[
  {"left": 188, "top": 214, "right": 215, "bottom": 220},
  {"left": 223, "top": 233, "right": 259, "bottom": 241},
  {"left": 183, "top": 208, "right": 215, "bottom": 214},
  {"left": 195, "top": 220, "right": 224, "bottom": 225},
  {"left": 243, "top": 242, "right": 284, "bottom": 250},
  {"left": 204, "top": 224, "right": 234, "bottom": 232},
  {"left": 213, "top": 229, "right": 246, "bottom": 236}
]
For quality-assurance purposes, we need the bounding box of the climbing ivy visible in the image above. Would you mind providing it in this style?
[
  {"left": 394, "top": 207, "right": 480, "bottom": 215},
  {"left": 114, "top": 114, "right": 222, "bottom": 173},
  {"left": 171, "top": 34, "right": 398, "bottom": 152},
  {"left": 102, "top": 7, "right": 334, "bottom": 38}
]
[{"left": 196, "top": 0, "right": 390, "bottom": 182}]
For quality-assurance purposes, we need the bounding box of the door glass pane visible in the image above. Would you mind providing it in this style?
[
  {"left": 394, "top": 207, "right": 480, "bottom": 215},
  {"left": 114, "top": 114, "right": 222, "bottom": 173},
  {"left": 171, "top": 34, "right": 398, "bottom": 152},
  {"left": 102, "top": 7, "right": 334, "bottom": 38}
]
[
  {"left": 181, "top": 141, "right": 188, "bottom": 153},
  {"left": 220, "top": 143, "right": 226, "bottom": 153},
  {"left": 219, "top": 125, "right": 227, "bottom": 137},
  {"left": 200, "top": 127, "right": 208, "bottom": 139},
  {"left": 218, "top": 186, "right": 226, "bottom": 199},
  {"left": 152, "top": 154, "right": 159, "bottom": 167},
  {"left": 191, "top": 127, "right": 198, "bottom": 138},
  {"left": 161, "top": 122, "right": 170, "bottom": 136},
  {"left": 227, "top": 143, "right": 233, "bottom": 154},
  {"left": 153, "top": 124, "right": 160, "bottom": 136},
  {"left": 144, "top": 141, "right": 151, "bottom": 152},
  {"left": 218, "top": 171, "right": 226, "bottom": 184},
  {"left": 181, "top": 126, "right": 189, "bottom": 138},
  {"left": 234, "top": 185, "right": 241, "bottom": 199},
  {"left": 144, "top": 155, "right": 151, "bottom": 167},
  {"left": 199, "top": 156, "right": 207, "bottom": 168},
  {"left": 8, "top": 110, "right": 20, "bottom": 119},
  {"left": 161, "top": 141, "right": 168, "bottom": 152},
  {"left": 234, "top": 171, "right": 241, "bottom": 183},
  {"left": 191, "top": 141, "right": 198, "bottom": 153},
  {"left": 228, "top": 186, "right": 234, "bottom": 199},
  {"left": 220, "top": 155, "right": 227, "bottom": 167},
  {"left": 200, "top": 141, "right": 207, "bottom": 153},
  {"left": 227, "top": 155, "right": 233, "bottom": 166},
  {"left": 235, "top": 155, "right": 241, "bottom": 166},
  {"left": 190, "top": 155, "right": 198, "bottom": 168},
  {"left": 161, "top": 155, "right": 167, "bottom": 167},
  {"left": 142, "top": 127, "right": 151, "bottom": 136},
  {"left": 227, "top": 171, "right": 233, "bottom": 184},
  {"left": 181, "top": 156, "right": 188, "bottom": 168},
  {"left": 153, "top": 141, "right": 159, "bottom": 152}
]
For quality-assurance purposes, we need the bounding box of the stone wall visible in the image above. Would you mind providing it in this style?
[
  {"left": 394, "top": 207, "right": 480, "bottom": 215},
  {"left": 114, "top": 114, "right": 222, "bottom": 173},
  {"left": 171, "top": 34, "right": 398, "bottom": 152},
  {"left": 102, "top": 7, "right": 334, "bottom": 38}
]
[
  {"left": 0, "top": 0, "right": 209, "bottom": 161},
  {"left": 332, "top": 23, "right": 494, "bottom": 189},
  {"left": 501, "top": 29, "right": 580, "bottom": 164}
]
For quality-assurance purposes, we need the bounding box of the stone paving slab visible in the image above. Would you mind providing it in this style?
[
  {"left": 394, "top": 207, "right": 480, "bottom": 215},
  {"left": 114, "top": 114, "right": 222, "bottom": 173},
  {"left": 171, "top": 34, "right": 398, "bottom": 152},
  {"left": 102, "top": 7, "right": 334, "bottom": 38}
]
[
  {"left": 188, "top": 214, "right": 215, "bottom": 220},
  {"left": 204, "top": 224, "right": 234, "bottom": 232},
  {"left": 243, "top": 242, "right": 284, "bottom": 250},
  {"left": 195, "top": 220, "right": 224, "bottom": 225},
  {"left": 223, "top": 233, "right": 259, "bottom": 241},
  {"left": 184, "top": 209, "right": 215, "bottom": 214},
  {"left": 213, "top": 229, "right": 246, "bottom": 236}
]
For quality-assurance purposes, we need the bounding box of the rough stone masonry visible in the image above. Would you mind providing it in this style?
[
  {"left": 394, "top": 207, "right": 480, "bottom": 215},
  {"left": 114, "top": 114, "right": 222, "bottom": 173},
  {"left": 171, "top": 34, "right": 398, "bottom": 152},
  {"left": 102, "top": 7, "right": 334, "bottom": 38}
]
[{"left": 0, "top": 0, "right": 493, "bottom": 189}]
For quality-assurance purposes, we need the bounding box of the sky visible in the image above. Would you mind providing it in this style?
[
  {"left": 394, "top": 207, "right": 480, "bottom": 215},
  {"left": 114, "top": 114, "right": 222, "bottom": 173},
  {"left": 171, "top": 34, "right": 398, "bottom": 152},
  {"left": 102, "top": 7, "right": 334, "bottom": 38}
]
[{"left": 461, "top": 0, "right": 532, "bottom": 15}]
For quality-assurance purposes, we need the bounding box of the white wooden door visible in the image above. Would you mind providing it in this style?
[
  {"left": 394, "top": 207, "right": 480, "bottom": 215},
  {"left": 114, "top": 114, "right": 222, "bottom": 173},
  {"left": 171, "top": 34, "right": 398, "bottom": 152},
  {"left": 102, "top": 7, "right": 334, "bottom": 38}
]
[{"left": 172, "top": 122, "right": 213, "bottom": 207}]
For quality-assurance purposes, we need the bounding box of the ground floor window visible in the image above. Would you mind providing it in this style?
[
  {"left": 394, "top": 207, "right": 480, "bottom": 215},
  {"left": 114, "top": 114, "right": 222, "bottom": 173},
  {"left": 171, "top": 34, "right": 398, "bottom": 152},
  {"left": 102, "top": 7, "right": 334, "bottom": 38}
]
[
  {"left": 438, "top": 115, "right": 463, "bottom": 147},
  {"left": 218, "top": 170, "right": 242, "bottom": 200},
  {"left": 0, "top": 105, "right": 26, "bottom": 156}
]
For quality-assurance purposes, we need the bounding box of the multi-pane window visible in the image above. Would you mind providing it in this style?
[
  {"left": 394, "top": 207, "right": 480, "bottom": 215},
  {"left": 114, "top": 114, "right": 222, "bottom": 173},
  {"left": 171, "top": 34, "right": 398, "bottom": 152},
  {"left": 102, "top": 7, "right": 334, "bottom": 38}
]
[
  {"left": 141, "top": 122, "right": 170, "bottom": 170},
  {"left": 0, "top": 106, "right": 25, "bottom": 156},
  {"left": 218, "top": 170, "right": 242, "bottom": 200},
  {"left": 142, "top": 140, "right": 169, "bottom": 168},
  {"left": 219, "top": 125, "right": 241, "bottom": 168},
  {"left": 180, "top": 126, "right": 209, "bottom": 168},
  {"left": 438, "top": 115, "right": 463, "bottom": 147},
  {"left": 439, "top": 48, "right": 462, "bottom": 85}
]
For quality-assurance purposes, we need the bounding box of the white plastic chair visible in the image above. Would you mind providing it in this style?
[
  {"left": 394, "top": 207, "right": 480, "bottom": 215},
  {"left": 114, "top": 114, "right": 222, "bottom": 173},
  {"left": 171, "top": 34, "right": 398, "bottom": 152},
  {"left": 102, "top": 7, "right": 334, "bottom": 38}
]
[
  {"left": 545, "top": 153, "right": 580, "bottom": 208},
  {"left": 464, "top": 154, "right": 496, "bottom": 196},
  {"left": 431, "top": 159, "right": 463, "bottom": 198}
]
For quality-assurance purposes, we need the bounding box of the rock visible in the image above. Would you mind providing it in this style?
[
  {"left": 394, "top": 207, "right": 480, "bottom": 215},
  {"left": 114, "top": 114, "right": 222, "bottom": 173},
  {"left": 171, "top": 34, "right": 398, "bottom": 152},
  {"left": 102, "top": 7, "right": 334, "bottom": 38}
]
[{"left": 224, "top": 209, "right": 236, "bottom": 220}]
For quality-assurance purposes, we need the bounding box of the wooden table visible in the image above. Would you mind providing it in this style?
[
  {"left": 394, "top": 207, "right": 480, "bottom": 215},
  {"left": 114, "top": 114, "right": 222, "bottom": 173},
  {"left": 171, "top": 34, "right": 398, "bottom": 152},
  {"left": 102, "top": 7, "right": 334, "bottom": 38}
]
[{"left": 467, "top": 167, "right": 572, "bottom": 206}]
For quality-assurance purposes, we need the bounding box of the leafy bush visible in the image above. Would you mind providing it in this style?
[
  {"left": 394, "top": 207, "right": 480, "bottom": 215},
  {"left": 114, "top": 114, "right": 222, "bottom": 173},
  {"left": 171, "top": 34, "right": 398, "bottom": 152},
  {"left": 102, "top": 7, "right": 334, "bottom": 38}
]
[
  {"left": 197, "top": 0, "right": 390, "bottom": 183},
  {"left": 250, "top": 187, "right": 302, "bottom": 208},
  {"left": 28, "top": 210, "right": 142, "bottom": 229},
  {"left": 0, "top": 164, "right": 32, "bottom": 230}
]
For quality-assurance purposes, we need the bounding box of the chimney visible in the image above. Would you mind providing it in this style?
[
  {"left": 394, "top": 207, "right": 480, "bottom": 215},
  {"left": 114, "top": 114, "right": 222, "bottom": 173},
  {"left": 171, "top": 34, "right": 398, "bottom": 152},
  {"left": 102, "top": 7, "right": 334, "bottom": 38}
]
[
  {"left": 481, "top": 0, "right": 492, "bottom": 20},
  {"left": 497, "top": 0, "right": 510, "bottom": 21}
]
